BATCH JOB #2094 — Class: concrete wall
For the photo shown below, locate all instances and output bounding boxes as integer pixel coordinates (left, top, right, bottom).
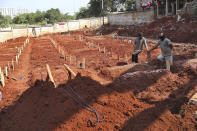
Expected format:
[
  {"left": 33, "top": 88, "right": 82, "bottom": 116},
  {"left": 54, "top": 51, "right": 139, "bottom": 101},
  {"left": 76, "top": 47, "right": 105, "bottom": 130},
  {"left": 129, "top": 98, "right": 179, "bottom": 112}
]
[
  {"left": 0, "top": 17, "right": 108, "bottom": 42},
  {"left": 108, "top": 10, "right": 154, "bottom": 25},
  {"left": 181, "top": 0, "right": 197, "bottom": 15}
]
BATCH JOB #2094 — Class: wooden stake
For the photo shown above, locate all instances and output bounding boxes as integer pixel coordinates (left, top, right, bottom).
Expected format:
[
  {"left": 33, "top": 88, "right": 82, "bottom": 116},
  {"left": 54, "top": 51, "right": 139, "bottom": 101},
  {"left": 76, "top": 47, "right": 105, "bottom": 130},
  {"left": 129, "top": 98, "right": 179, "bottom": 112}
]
[
  {"left": 0, "top": 72, "right": 5, "bottom": 88},
  {"left": 12, "top": 59, "right": 14, "bottom": 71},
  {"left": 46, "top": 64, "right": 56, "bottom": 87},
  {"left": 16, "top": 56, "right": 18, "bottom": 66},
  {"left": 69, "top": 55, "right": 72, "bottom": 64},
  {"left": 98, "top": 47, "right": 101, "bottom": 52},
  {"left": 5, "top": 66, "right": 8, "bottom": 77},
  {"left": 103, "top": 47, "right": 106, "bottom": 53},
  {"left": 124, "top": 54, "right": 128, "bottom": 62},
  {"left": 73, "top": 56, "right": 76, "bottom": 67},
  {"left": 8, "top": 62, "right": 10, "bottom": 73},
  {"left": 77, "top": 61, "right": 81, "bottom": 68},
  {"left": 82, "top": 58, "right": 86, "bottom": 69},
  {"left": 64, "top": 64, "right": 76, "bottom": 77},
  {"left": 64, "top": 53, "right": 66, "bottom": 61}
]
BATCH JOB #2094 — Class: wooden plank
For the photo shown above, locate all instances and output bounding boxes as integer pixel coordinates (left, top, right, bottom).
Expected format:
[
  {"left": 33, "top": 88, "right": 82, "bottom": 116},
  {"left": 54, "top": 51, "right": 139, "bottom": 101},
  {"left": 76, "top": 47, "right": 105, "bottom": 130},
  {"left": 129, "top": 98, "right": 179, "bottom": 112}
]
[
  {"left": 46, "top": 64, "right": 56, "bottom": 87},
  {"left": 64, "top": 64, "right": 76, "bottom": 77}
]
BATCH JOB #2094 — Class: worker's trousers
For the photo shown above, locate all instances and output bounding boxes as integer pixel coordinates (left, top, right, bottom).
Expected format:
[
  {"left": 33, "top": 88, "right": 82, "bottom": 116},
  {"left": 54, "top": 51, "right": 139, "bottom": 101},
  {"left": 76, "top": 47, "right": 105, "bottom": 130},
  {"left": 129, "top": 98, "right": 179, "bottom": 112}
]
[
  {"left": 157, "top": 54, "right": 173, "bottom": 65},
  {"left": 132, "top": 50, "right": 141, "bottom": 63}
]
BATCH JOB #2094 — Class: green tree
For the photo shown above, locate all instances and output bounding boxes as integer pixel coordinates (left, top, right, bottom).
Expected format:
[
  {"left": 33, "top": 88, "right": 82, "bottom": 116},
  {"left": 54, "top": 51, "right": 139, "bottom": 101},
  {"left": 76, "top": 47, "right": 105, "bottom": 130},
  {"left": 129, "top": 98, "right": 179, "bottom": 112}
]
[
  {"left": 34, "top": 10, "right": 46, "bottom": 23},
  {"left": 75, "top": 7, "right": 90, "bottom": 19},
  {"left": 13, "top": 14, "right": 27, "bottom": 24},
  {"left": 25, "top": 13, "right": 36, "bottom": 24},
  {"left": 88, "top": 0, "right": 102, "bottom": 17},
  {"left": 0, "top": 13, "right": 12, "bottom": 28},
  {"left": 61, "top": 13, "right": 74, "bottom": 22},
  {"left": 45, "top": 8, "right": 62, "bottom": 23}
]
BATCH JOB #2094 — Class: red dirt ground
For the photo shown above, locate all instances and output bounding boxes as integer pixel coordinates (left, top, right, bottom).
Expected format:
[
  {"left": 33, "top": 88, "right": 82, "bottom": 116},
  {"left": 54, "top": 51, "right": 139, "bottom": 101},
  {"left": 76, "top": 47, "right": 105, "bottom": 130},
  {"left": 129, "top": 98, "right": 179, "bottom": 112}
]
[{"left": 0, "top": 31, "right": 196, "bottom": 131}]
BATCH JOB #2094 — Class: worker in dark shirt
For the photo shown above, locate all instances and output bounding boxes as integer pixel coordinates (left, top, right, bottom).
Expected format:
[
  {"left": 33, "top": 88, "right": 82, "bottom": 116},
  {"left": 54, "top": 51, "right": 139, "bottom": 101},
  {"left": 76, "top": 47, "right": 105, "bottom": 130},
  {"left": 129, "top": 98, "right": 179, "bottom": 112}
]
[{"left": 132, "top": 32, "right": 149, "bottom": 63}]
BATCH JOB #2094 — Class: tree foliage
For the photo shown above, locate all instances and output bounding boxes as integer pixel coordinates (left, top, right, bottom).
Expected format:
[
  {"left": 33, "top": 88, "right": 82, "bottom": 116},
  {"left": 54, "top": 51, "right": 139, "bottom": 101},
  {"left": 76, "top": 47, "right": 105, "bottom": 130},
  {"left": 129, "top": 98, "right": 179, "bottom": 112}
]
[
  {"left": 12, "top": 8, "right": 74, "bottom": 25},
  {"left": 75, "top": 0, "right": 136, "bottom": 19},
  {"left": 0, "top": 13, "right": 12, "bottom": 28}
]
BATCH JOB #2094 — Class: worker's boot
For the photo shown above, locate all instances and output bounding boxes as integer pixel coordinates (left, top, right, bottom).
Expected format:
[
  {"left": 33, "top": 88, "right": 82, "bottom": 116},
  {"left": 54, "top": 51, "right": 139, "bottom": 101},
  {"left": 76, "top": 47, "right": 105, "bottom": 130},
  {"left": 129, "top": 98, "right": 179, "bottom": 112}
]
[
  {"left": 135, "top": 55, "right": 138, "bottom": 63},
  {"left": 166, "top": 59, "right": 171, "bottom": 71}
]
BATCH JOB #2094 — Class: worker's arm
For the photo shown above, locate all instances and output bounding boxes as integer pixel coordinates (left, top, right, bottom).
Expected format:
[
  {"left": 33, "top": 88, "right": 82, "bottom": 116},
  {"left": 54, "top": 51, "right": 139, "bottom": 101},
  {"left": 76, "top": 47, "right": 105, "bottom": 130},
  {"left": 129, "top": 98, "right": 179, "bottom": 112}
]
[
  {"left": 167, "top": 39, "right": 173, "bottom": 49},
  {"left": 148, "top": 43, "right": 159, "bottom": 52},
  {"left": 143, "top": 39, "right": 149, "bottom": 51}
]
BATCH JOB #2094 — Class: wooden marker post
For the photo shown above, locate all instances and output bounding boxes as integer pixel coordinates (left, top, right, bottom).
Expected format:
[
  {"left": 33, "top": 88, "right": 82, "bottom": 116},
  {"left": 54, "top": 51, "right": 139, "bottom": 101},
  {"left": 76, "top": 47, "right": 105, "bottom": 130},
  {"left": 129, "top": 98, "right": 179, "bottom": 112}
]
[
  {"left": 69, "top": 55, "right": 72, "bottom": 64},
  {"left": 46, "top": 64, "right": 56, "bottom": 87},
  {"left": 103, "top": 47, "right": 106, "bottom": 54},
  {"left": 5, "top": 66, "right": 8, "bottom": 77},
  {"left": 82, "top": 58, "right": 86, "bottom": 69},
  {"left": 73, "top": 56, "right": 77, "bottom": 67},
  {"left": 19, "top": 49, "right": 21, "bottom": 56},
  {"left": 124, "top": 54, "right": 128, "bottom": 63},
  {"left": 77, "top": 61, "right": 81, "bottom": 68},
  {"left": 8, "top": 62, "right": 10, "bottom": 73},
  {"left": 64, "top": 64, "right": 76, "bottom": 77},
  {"left": 0, "top": 72, "right": 5, "bottom": 88},
  {"left": 16, "top": 56, "right": 18, "bottom": 66},
  {"left": 98, "top": 47, "right": 101, "bottom": 52},
  {"left": 12, "top": 59, "right": 14, "bottom": 71},
  {"left": 63, "top": 52, "right": 66, "bottom": 61}
]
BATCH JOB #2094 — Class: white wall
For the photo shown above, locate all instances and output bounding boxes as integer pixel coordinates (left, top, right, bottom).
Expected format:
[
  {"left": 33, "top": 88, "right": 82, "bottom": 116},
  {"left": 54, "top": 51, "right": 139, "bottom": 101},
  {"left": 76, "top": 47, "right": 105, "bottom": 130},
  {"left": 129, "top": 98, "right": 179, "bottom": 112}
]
[
  {"left": 108, "top": 10, "right": 154, "bottom": 26},
  {"left": 0, "top": 17, "right": 108, "bottom": 42}
]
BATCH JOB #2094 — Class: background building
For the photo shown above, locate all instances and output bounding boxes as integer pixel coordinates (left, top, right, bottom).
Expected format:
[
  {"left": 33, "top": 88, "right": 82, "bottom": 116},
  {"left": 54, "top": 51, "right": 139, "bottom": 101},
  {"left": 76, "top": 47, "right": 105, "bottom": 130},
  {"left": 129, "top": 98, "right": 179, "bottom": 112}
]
[{"left": 0, "top": 8, "right": 29, "bottom": 18}]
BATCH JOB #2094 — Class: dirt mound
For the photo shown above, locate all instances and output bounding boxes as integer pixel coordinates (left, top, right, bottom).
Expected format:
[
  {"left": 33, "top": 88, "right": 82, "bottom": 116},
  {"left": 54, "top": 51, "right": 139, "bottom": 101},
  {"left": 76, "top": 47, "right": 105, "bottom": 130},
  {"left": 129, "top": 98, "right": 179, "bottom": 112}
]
[
  {"left": 98, "top": 15, "right": 197, "bottom": 43},
  {"left": 0, "top": 66, "right": 196, "bottom": 131},
  {"left": 0, "top": 80, "right": 74, "bottom": 131}
]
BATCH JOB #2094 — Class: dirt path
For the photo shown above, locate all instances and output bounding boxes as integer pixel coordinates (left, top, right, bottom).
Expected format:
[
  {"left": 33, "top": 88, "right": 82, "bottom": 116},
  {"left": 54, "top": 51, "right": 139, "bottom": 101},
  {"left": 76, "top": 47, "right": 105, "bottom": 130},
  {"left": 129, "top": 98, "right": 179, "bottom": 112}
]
[{"left": 0, "top": 38, "right": 32, "bottom": 109}]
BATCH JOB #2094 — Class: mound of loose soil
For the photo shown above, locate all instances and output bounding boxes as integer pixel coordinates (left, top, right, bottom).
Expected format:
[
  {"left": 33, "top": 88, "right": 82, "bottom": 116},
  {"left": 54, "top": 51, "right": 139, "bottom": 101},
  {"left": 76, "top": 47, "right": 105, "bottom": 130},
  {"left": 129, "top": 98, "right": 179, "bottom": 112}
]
[
  {"left": 0, "top": 66, "right": 196, "bottom": 131},
  {"left": 97, "top": 15, "right": 197, "bottom": 43}
]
